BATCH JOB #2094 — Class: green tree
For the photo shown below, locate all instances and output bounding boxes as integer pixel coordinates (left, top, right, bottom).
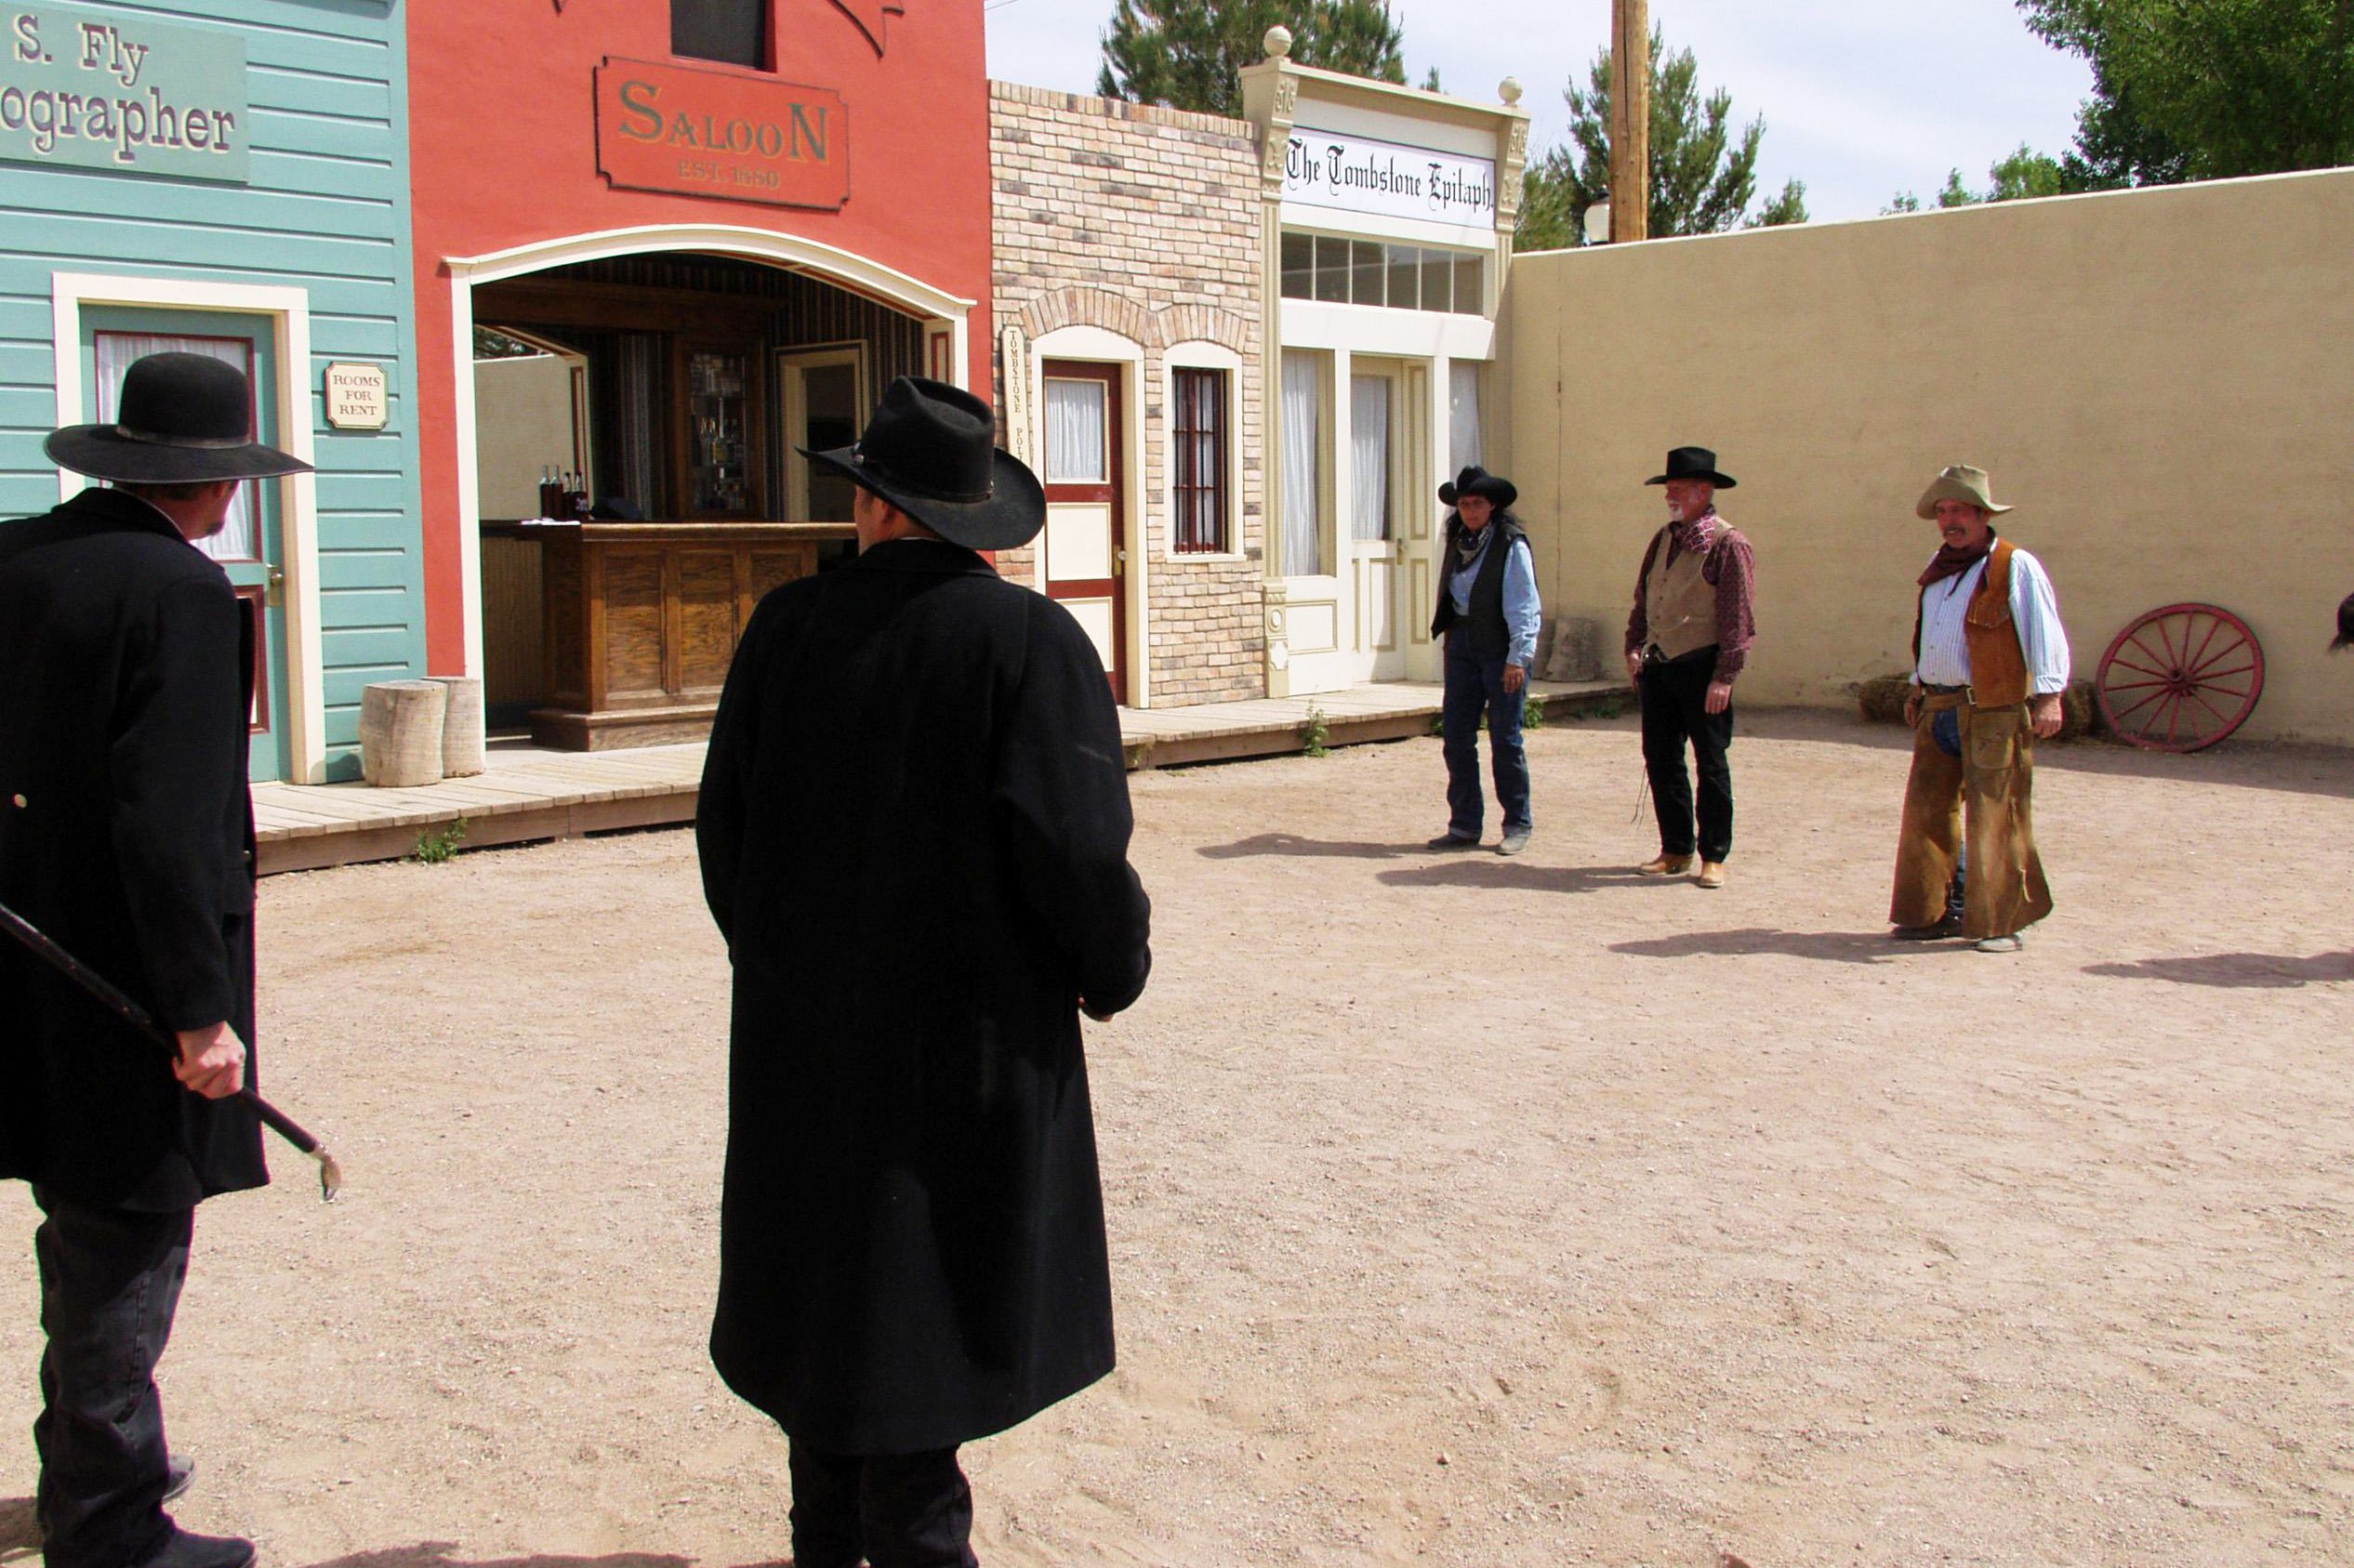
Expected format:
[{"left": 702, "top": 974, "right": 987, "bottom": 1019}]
[
  {"left": 2019, "top": 0, "right": 2354, "bottom": 184},
  {"left": 1097, "top": 0, "right": 1405, "bottom": 117},
  {"left": 1886, "top": 144, "right": 2065, "bottom": 212},
  {"left": 1514, "top": 24, "right": 1807, "bottom": 252}
]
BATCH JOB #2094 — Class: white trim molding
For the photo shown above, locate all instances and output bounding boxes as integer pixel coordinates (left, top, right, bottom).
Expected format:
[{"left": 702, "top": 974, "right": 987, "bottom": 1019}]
[{"left": 50, "top": 272, "right": 327, "bottom": 784}]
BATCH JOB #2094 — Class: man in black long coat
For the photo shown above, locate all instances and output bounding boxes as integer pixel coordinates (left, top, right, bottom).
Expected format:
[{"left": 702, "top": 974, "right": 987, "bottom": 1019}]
[
  {"left": 697, "top": 377, "right": 1151, "bottom": 1568},
  {"left": 1, "top": 353, "right": 311, "bottom": 1568}
]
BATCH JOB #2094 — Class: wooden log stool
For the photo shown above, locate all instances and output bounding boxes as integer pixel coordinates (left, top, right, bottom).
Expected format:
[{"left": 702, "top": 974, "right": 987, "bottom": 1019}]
[
  {"left": 360, "top": 679, "right": 447, "bottom": 787},
  {"left": 432, "top": 676, "right": 485, "bottom": 778}
]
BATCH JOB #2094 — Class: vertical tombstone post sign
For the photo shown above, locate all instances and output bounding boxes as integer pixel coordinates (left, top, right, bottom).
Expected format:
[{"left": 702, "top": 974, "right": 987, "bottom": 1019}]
[{"left": 999, "top": 324, "right": 1033, "bottom": 466}]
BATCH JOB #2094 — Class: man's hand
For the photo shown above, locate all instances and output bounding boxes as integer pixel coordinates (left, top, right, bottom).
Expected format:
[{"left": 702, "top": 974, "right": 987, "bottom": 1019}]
[
  {"left": 1704, "top": 679, "right": 1734, "bottom": 715},
  {"left": 2029, "top": 692, "right": 2065, "bottom": 739},
  {"left": 1625, "top": 650, "right": 1645, "bottom": 685},
  {"left": 1903, "top": 690, "right": 1924, "bottom": 729},
  {"left": 1502, "top": 663, "right": 1527, "bottom": 695},
  {"left": 174, "top": 1022, "right": 246, "bottom": 1100}
]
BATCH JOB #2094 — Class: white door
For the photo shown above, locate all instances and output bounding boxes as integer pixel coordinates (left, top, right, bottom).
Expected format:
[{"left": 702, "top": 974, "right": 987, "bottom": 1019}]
[
  {"left": 1344, "top": 362, "right": 1421, "bottom": 683},
  {"left": 1040, "top": 362, "right": 1127, "bottom": 700}
]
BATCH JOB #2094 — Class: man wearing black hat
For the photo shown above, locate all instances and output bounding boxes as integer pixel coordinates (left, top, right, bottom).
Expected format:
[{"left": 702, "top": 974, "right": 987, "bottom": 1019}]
[
  {"left": 1427, "top": 466, "right": 1541, "bottom": 854},
  {"left": 1623, "top": 446, "right": 1758, "bottom": 889},
  {"left": 2, "top": 353, "right": 311, "bottom": 1568},
  {"left": 696, "top": 376, "right": 1153, "bottom": 1568}
]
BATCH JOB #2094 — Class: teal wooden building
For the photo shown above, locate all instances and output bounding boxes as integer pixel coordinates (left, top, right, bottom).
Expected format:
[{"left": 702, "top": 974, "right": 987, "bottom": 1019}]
[{"left": 0, "top": 0, "right": 424, "bottom": 783}]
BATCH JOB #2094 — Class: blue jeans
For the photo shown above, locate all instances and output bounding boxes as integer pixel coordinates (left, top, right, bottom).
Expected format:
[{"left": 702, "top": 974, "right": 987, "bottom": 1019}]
[
  {"left": 33, "top": 1190, "right": 192, "bottom": 1568},
  {"left": 1441, "top": 636, "right": 1530, "bottom": 838}
]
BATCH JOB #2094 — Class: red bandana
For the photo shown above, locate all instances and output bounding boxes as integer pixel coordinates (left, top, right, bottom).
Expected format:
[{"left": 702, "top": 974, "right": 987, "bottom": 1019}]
[{"left": 1918, "top": 531, "right": 1996, "bottom": 589}]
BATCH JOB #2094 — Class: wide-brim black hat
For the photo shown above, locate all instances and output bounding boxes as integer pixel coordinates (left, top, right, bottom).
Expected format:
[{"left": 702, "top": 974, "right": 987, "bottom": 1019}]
[
  {"left": 1437, "top": 464, "right": 1516, "bottom": 510},
  {"left": 803, "top": 376, "right": 1044, "bottom": 552},
  {"left": 1645, "top": 445, "right": 1737, "bottom": 489},
  {"left": 44, "top": 351, "right": 311, "bottom": 484}
]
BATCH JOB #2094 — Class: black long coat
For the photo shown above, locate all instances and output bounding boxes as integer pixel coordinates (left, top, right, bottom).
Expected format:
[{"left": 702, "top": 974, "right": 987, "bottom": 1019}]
[
  {"left": 696, "top": 536, "right": 1151, "bottom": 1455},
  {"left": 0, "top": 486, "right": 266, "bottom": 1209}
]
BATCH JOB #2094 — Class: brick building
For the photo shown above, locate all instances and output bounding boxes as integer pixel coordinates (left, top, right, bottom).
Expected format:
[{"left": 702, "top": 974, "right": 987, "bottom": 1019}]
[{"left": 988, "top": 83, "right": 1268, "bottom": 708}]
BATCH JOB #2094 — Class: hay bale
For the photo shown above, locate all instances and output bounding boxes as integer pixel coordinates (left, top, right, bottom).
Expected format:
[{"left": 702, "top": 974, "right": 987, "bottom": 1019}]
[{"left": 1858, "top": 674, "right": 1913, "bottom": 724}]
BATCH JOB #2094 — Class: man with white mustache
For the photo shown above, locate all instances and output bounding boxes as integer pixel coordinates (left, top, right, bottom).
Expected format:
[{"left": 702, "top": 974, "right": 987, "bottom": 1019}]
[{"left": 1622, "top": 446, "right": 1757, "bottom": 889}]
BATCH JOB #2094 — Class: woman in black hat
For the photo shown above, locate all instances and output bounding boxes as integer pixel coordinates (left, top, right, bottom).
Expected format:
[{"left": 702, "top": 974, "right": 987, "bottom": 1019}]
[
  {"left": 4, "top": 351, "right": 311, "bottom": 1568},
  {"left": 1427, "top": 465, "right": 1542, "bottom": 854}
]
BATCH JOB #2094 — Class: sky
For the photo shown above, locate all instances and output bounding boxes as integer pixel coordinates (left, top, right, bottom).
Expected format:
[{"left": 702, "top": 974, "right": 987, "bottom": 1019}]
[{"left": 983, "top": 0, "right": 2099, "bottom": 224}]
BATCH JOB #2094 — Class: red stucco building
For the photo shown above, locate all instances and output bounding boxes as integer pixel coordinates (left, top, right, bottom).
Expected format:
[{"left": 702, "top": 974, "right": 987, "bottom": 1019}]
[{"left": 406, "top": 0, "right": 992, "bottom": 745}]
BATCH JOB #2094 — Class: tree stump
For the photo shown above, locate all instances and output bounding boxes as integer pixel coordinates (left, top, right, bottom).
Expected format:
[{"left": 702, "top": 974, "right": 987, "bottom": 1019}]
[
  {"left": 359, "top": 680, "right": 446, "bottom": 787},
  {"left": 431, "top": 676, "right": 485, "bottom": 778}
]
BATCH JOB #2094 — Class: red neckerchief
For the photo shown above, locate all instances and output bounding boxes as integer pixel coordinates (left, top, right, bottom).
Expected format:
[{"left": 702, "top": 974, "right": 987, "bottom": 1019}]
[
  {"left": 1918, "top": 530, "right": 1996, "bottom": 589},
  {"left": 1669, "top": 506, "right": 1718, "bottom": 561}
]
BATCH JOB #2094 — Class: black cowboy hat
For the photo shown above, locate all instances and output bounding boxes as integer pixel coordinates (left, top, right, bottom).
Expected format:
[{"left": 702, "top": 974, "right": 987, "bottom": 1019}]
[
  {"left": 1645, "top": 445, "right": 1737, "bottom": 489},
  {"left": 44, "top": 352, "right": 311, "bottom": 484},
  {"left": 1437, "top": 465, "right": 1516, "bottom": 510},
  {"left": 802, "top": 376, "right": 1045, "bottom": 552}
]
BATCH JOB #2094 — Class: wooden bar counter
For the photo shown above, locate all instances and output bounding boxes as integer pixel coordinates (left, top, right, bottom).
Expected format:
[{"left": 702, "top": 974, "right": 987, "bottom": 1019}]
[{"left": 528, "top": 520, "right": 854, "bottom": 750}]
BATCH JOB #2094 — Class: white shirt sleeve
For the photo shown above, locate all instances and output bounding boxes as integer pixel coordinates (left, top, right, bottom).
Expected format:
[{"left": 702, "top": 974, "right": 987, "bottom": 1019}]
[{"left": 2007, "top": 548, "right": 2072, "bottom": 694}]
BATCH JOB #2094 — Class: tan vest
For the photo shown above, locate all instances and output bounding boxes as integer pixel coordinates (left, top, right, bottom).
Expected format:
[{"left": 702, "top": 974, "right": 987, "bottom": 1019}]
[{"left": 1642, "top": 525, "right": 1720, "bottom": 660}]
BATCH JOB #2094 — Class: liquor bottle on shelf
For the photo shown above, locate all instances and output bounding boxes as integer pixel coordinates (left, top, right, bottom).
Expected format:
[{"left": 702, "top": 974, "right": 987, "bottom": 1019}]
[{"left": 537, "top": 465, "right": 564, "bottom": 520}]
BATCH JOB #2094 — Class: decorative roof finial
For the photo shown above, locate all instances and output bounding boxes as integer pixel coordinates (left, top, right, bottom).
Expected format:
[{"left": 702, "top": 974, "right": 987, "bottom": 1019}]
[
  {"left": 1264, "top": 25, "right": 1294, "bottom": 60},
  {"left": 1500, "top": 77, "right": 1524, "bottom": 106}
]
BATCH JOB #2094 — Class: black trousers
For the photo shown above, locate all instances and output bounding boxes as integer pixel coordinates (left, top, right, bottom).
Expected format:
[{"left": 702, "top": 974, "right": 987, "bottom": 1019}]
[
  {"left": 787, "top": 1439, "right": 978, "bottom": 1568},
  {"left": 1638, "top": 645, "right": 1735, "bottom": 862},
  {"left": 33, "top": 1189, "right": 192, "bottom": 1568}
]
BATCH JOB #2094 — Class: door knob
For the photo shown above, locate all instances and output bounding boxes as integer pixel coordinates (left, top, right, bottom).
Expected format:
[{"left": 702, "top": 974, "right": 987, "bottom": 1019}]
[{"left": 265, "top": 566, "right": 285, "bottom": 608}]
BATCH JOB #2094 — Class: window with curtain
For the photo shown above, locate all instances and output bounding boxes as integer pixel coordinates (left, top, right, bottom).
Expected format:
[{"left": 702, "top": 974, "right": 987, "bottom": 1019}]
[
  {"left": 1279, "top": 350, "right": 1329, "bottom": 576},
  {"left": 95, "top": 331, "right": 258, "bottom": 562},
  {"left": 1449, "top": 362, "right": 1485, "bottom": 476},
  {"left": 1349, "top": 374, "right": 1391, "bottom": 542},
  {"left": 673, "top": 0, "right": 767, "bottom": 67},
  {"left": 1043, "top": 378, "right": 1108, "bottom": 482},
  {"left": 1171, "top": 367, "right": 1227, "bottom": 554}
]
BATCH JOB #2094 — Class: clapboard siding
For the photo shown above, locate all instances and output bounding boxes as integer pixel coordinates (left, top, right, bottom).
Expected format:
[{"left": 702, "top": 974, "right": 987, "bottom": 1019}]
[{"left": 1, "top": 1, "right": 423, "bottom": 781}]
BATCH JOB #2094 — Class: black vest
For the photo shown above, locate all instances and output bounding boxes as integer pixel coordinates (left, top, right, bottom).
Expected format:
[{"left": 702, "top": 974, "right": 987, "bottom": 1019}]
[{"left": 1430, "top": 516, "right": 1526, "bottom": 658}]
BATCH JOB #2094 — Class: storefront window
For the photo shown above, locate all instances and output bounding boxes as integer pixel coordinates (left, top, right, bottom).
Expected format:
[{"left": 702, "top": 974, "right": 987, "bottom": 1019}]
[
  {"left": 1280, "top": 233, "right": 1486, "bottom": 318},
  {"left": 1279, "top": 350, "right": 1330, "bottom": 577},
  {"left": 1349, "top": 375, "right": 1391, "bottom": 542},
  {"left": 1171, "top": 368, "right": 1227, "bottom": 554},
  {"left": 673, "top": 0, "right": 767, "bottom": 68}
]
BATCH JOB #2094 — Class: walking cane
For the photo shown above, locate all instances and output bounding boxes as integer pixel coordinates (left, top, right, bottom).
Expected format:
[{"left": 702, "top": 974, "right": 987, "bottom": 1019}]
[{"left": 0, "top": 899, "right": 342, "bottom": 1201}]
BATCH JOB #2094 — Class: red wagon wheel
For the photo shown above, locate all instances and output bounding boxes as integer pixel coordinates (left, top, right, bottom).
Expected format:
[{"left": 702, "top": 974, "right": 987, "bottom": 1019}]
[{"left": 2095, "top": 602, "right": 2265, "bottom": 753}]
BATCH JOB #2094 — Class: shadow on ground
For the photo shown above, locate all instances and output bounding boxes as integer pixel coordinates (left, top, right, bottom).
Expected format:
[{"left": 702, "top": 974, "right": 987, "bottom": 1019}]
[
  {"left": 1197, "top": 833, "right": 1431, "bottom": 861},
  {"left": 1376, "top": 860, "right": 1644, "bottom": 894},
  {"left": 2083, "top": 951, "right": 2354, "bottom": 989},
  {"left": 300, "top": 1548, "right": 705, "bottom": 1568},
  {"left": 1609, "top": 928, "right": 1977, "bottom": 965},
  {"left": 0, "top": 1496, "right": 33, "bottom": 1556}
]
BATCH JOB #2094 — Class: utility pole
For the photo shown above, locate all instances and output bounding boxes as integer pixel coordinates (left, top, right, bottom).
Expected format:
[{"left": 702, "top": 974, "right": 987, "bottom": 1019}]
[{"left": 1609, "top": 0, "right": 1650, "bottom": 243}]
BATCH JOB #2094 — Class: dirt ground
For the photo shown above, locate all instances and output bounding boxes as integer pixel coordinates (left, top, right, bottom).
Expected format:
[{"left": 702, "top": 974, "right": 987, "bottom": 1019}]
[{"left": 4, "top": 709, "right": 2350, "bottom": 1568}]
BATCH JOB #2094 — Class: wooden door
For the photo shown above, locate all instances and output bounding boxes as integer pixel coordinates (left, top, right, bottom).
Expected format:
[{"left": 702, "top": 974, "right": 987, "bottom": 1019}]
[
  {"left": 1039, "top": 361, "right": 1127, "bottom": 701},
  {"left": 86, "top": 311, "right": 291, "bottom": 783}
]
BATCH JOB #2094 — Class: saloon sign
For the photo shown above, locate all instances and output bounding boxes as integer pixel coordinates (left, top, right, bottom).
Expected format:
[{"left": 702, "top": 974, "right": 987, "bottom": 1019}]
[
  {"left": 594, "top": 58, "right": 849, "bottom": 211},
  {"left": 1283, "top": 128, "right": 1496, "bottom": 227}
]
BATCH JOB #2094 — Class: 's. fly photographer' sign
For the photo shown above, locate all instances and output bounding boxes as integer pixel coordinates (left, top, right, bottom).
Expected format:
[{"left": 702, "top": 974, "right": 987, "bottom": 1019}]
[
  {"left": 1283, "top": 128, "right": 1496, "bottom": 227},
  {"left": 2, "top": 4, "right": 248, "bottom": 182}
]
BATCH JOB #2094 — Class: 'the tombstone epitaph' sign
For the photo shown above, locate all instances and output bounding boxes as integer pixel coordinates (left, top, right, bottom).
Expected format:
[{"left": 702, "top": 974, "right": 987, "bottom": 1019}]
[
  {"left": 323, "top": 362, "right": 388, "bottom": 430},
  {"left": 1282, "top": 127, "right": 1497, "bottom": 227},
  {"left": 594, "top": 59, "right": 850, "bottom": 211},
  {"left": 0, "top": 3, "right": 248, "bottom": 181}
]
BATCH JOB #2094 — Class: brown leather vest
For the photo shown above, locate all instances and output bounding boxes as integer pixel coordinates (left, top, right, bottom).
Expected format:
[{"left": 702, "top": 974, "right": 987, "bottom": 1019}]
[
  {"left": 1642, "top": 525, "right": 1720, "bottom": 660},
  {"left": 1911, "top": 538, "right": 2029, "bottom": 707}
]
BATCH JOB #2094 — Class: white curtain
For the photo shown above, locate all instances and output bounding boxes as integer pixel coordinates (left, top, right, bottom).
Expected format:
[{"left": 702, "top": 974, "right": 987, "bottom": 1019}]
[
  {"left": 1449, "top": 362, "right": 1485, "bottom": 475},
  {"left": 95, "top": 332, "right": 258, "bottom": 561},
  {"left": 1349, "top": 374, "right": 1390, "bottom": 542},
  {"left": 1043, "top": 378, "right": 1107, "bottom": 482},
  {"left": 1279, "top": 350, "right": 1325, "bottom": 576}
]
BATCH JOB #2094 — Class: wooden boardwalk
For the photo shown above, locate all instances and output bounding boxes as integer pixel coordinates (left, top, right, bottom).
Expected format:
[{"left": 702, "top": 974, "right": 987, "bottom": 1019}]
[{"left": 253, "top": 679, "right": 1622, "bottom": 875}]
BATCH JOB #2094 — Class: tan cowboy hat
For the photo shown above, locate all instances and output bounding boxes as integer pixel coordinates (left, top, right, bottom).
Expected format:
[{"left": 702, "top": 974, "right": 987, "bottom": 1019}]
[{"left": 1915, "top": 464, "right": 2014, "bottom": 520}]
